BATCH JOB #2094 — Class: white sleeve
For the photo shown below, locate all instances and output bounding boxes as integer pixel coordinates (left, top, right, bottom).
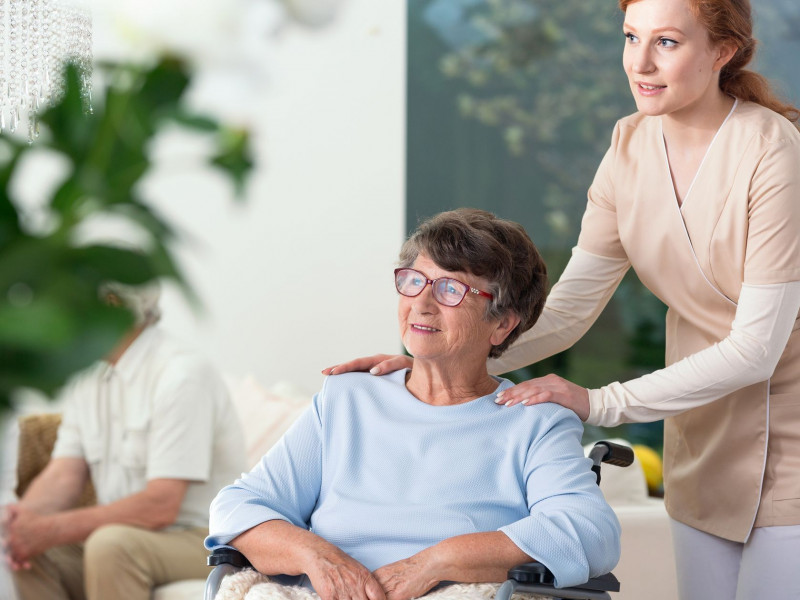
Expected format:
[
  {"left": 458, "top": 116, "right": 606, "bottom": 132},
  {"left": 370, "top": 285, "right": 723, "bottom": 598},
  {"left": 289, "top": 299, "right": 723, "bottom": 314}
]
[
  {"left": 587, "top": 281, "right": 800, "bottom": 427},
  {"left": 489, "top": 246, "right": 630, "bottom": 375}
]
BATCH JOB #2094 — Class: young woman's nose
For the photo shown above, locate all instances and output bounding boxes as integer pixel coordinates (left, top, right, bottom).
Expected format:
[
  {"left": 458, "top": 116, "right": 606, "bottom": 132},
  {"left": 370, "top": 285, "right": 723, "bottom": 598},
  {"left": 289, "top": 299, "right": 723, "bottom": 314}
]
[{"left": 631, "top": 45, "right": 656, "bottom": 74}]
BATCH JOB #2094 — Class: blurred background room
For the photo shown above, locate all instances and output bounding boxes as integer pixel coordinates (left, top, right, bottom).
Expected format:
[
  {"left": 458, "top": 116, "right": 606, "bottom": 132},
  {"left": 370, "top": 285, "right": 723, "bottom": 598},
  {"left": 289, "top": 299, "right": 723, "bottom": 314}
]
[{"left": 1, "top": 0, "right": 799, "bottom": 597}]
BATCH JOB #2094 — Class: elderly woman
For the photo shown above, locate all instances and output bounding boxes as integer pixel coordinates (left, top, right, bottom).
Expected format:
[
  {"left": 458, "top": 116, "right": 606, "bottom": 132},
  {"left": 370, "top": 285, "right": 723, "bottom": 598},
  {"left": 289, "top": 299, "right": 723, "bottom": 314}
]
[{"left": 206, "top": 209, "right": 620, "bottom": 600}]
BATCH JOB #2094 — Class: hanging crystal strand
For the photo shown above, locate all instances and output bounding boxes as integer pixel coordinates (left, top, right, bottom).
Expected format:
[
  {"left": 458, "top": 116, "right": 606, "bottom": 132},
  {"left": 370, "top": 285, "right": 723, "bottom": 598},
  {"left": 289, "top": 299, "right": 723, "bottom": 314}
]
[
  {"left": 75, "top": 1, "right": 92, "bottom": 114},
  {"left": 50, "top": 0, "right": 67, "bottom": 105},
  {"left": 1, "top": 0, "right": 93, "bottom": 140},
  {"left": 40, "top": 0, "right": 53, "bottom": 108},
  {"left": 64, "top": 1, "right": 78, "bottom": 100},
  {"left": 20, "top": 0, "right": 36, "bottom": 141},
  {"left": 28, "top": 0, "right": 43, "bottom": 140},
  {"left": 0, "top": 0, "right": 7, "bottom": 134},
  {"left": 7, "top": 0, "right": 21, "bottom": 132},
  {"left": 62, "top": 0, "right": 90, "bottom": 113}
]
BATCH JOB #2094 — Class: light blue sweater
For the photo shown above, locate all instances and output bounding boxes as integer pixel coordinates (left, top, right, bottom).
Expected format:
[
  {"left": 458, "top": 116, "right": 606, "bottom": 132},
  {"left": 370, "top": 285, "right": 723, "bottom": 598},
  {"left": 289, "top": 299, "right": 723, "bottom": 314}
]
[{"left": 207, "top": 370, "right": 621, "bottom": 588}]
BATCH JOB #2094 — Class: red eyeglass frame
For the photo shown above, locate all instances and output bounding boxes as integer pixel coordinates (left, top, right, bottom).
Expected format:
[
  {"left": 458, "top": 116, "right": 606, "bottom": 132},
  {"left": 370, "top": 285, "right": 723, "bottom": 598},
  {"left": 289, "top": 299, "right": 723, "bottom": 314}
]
[{"left": 394, "top": 268, "right": 494, "bottom": 307}]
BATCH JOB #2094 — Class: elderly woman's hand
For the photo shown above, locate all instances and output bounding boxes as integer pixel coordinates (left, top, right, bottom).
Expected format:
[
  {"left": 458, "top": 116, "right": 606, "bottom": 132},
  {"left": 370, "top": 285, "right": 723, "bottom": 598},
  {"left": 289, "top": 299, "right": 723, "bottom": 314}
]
[
  {"left": 495, "top": 374, "right": 591, "bottom": 421},
  {"left": 373, "top": 554, "right": 438, "bottom": 600},
  {"left": 304, "top": 543, "right": 386, "bottom": 600},
  {"left": 322, "top": 354, "right": 413, "bottom": 377},
  {"left": 232, "top": 521, "right": 386, "bottom": 600}
]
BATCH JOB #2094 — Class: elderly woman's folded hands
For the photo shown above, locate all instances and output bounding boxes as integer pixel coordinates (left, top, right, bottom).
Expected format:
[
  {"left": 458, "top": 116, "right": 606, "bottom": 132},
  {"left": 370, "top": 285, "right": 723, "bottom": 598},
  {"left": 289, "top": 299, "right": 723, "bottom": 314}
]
[
  {"left": 232, "top": 521, "right": 386, "bottom": 600},
  {"left": 305, "top": 547, "right": 385, "bottom": 600},
  {"left": 372, "top": 553, "right": 438, "bottom": 600}
]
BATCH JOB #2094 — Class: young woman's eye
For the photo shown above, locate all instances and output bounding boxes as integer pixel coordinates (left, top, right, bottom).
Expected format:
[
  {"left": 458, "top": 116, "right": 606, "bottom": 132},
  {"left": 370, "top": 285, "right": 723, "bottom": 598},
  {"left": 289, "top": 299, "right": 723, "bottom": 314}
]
[
  {"left": 658, "top": 37, "right": 677, "bottom": 48},
  {"left": 624, "top": 32, "right": 638, "bottom": 43}
]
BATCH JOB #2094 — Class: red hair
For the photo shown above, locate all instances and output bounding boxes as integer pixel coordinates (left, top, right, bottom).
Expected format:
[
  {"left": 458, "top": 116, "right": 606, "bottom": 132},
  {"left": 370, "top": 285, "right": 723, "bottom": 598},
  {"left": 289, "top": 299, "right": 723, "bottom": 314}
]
[{"left": 619, "top": 0, "right": 800, "bottom": 122}]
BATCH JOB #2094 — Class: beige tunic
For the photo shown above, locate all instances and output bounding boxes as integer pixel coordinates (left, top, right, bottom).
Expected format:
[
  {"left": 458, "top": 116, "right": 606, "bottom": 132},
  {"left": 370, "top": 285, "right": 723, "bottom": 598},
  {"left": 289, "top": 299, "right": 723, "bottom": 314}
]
[{"left": 576, "top": 101, "right": 800, "bottom": 542}]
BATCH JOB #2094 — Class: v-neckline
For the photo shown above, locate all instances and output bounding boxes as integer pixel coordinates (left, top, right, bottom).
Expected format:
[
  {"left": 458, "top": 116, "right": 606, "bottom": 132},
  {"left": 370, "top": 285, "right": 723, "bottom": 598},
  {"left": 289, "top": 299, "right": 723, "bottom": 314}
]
[{"left": 660, "top": 98, "right": 738, "bottom": 211}]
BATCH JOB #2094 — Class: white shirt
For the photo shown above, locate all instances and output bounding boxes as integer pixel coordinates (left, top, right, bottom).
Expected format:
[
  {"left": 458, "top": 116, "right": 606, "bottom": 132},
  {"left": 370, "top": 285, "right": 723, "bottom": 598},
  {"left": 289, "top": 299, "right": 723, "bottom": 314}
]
[{"left": 53, "top": 327, "right": 246, "bottom": 529}]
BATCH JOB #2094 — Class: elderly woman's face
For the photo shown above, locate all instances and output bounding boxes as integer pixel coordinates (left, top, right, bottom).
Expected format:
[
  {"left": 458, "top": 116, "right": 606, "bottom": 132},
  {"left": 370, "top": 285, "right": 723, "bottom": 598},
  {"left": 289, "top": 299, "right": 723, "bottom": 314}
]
[{"left": 398, "top": 254, "right": 509, "bottom": 368}]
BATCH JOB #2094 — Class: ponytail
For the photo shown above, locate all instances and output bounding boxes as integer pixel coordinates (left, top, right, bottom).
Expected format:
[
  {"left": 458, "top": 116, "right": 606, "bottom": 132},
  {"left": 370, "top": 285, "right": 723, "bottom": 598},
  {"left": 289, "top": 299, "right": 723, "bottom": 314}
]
[{"left": 719, "top": 39, "right": 800, "bottom": 123}]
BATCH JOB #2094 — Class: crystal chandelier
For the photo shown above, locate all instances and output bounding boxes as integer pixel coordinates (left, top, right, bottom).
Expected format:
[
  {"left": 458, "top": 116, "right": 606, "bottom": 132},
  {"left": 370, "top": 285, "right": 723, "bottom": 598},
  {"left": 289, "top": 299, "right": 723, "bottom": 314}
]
[{"left": 0, "top": 0, "right": 92, "bottom": 140}]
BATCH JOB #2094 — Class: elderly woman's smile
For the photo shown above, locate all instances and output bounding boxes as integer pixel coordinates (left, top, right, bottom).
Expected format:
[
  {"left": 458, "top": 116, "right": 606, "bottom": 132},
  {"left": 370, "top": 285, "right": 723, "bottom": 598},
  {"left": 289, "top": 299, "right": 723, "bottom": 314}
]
[{"left": 410, "top": 324, "right": 440, "bottom": 333}]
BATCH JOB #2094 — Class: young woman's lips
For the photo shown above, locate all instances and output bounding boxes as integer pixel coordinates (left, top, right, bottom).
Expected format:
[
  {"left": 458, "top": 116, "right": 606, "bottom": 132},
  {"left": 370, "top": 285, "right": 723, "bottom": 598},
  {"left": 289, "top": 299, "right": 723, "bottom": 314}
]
[{"left": 637, "top": 82, "right": 666, "bottom": 96}]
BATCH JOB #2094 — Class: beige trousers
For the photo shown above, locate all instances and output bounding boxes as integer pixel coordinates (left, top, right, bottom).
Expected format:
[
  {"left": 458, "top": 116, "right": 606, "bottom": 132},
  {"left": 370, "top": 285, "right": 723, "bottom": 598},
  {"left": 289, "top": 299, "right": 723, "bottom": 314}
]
[{"left": 13, "top": 524, "right": 209, "bottom": 600}]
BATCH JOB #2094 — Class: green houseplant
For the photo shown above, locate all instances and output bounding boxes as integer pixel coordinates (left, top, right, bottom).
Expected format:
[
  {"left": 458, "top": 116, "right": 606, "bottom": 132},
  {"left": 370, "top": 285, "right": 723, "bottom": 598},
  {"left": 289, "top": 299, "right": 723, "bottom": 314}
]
[{"left": 0, "top": 58, "right": 253, "bottom": 413}]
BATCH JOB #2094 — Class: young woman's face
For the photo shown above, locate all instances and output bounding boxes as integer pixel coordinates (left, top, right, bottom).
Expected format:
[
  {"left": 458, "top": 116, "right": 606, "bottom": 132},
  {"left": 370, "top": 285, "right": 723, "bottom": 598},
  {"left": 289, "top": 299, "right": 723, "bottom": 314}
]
[{"left": 622, "top": 0, "right": 733, "bottom": 119}]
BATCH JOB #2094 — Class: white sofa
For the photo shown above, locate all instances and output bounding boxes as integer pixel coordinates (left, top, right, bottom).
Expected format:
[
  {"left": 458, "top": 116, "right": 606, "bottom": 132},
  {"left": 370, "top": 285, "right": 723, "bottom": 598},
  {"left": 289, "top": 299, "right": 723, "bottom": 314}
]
[{"left": 153, "top": 377, "right": 677, "bottom": 600}]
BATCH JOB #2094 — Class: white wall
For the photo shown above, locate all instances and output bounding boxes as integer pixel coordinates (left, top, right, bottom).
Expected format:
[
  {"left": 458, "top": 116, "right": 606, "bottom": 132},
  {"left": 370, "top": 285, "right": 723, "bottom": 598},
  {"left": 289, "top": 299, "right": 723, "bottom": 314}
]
[{"left": 144, "top": 1, "right": 407, "bottom": 395}]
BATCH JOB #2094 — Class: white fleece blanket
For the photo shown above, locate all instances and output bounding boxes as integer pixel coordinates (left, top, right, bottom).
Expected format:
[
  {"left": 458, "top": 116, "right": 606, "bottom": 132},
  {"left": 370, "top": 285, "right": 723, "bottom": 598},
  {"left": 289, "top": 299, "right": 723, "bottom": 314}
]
[{"left": 215, "top": 569, "right": 547, "bottom": 600}]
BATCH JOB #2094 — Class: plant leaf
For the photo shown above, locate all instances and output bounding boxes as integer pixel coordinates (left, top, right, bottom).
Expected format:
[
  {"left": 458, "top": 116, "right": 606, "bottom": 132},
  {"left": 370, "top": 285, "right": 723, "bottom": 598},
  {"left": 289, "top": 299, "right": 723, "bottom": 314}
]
[{"left": 211, "top": 129, "right": 254, "bottom": 197}]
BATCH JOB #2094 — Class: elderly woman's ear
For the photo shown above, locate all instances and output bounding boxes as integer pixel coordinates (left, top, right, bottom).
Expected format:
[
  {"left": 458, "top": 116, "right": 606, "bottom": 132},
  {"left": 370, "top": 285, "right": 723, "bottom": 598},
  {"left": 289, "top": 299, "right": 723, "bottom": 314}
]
[{"left": 490, "top": 313, "right": 521, "bottom": 348}]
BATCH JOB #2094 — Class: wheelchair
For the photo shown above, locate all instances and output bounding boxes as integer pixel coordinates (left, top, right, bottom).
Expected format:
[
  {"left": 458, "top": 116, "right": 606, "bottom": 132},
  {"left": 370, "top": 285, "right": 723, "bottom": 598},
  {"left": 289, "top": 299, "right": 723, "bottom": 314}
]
[{"left": 205, "top": 440, "right": 634, "bottom": 600}]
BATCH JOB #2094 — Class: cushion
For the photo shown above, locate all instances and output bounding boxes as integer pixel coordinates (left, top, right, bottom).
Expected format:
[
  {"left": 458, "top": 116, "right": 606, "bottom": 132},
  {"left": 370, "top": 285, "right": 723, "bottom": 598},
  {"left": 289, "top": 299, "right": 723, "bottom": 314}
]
[
  {"left": 16, "top": 413, "right": 96, "bottom": 506},
  {"left": 227, "top": 376, "right": 311, "bottom": 468}
]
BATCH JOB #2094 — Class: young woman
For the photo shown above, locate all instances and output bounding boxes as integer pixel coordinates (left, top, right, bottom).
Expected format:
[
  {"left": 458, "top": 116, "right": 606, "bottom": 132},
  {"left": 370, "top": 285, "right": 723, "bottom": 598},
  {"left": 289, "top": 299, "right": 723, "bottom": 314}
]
[{"left": 324, "top": 1, "right": 800, "bottom": 598}]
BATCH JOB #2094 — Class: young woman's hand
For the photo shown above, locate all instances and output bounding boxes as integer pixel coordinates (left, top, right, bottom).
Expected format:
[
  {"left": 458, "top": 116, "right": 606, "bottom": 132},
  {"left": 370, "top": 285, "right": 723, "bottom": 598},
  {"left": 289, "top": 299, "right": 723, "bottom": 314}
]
[
  {"left": 322, "top": 354, "right": 413, "bottom": 377},
  {"left": 495, "top": 374, "right": 590, "bottom": 421}
]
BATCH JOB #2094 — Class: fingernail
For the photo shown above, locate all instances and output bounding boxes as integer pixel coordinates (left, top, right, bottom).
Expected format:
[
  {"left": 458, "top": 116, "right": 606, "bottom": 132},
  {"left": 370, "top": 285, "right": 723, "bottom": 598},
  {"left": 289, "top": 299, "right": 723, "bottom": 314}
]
[
  {"left": 494, "top": 397, "right": 503, "bottom": 404},
  {"left": 521, "top": 399, "right": 530, "bottom": 406},
  {"left": 328, "top": 368, "right": 336, "bottom": 375},
  {"left": 505, "top": 400, "right": 514, "bottom": 407},
  {"left": 496, "top": 391, "right": 505, "bottom": 399},
  {"left": 369, "top": 367, "right": 380, "bottom": 375}
]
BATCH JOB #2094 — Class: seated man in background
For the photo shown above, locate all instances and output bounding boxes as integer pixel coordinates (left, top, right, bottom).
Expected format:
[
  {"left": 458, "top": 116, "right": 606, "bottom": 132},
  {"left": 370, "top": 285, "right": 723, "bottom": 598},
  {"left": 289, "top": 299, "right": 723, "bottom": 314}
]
[{"left": 2, "top": 283, "right": 247, "bottom": 600}]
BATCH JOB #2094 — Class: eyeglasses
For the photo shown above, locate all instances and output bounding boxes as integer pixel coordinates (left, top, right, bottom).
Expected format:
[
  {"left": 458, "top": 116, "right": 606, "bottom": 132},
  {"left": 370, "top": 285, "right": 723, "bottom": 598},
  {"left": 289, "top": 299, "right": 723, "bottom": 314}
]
[{"left": 394, "top": 268, "right": 494, "bottom": 307}]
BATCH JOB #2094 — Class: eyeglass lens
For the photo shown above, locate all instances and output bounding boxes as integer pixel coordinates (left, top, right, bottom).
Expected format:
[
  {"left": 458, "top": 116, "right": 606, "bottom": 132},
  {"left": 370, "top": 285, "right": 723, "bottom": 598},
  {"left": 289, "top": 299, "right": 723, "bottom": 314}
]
[{"left": 395, "top": 269, "right": 469, "bottom": 306}]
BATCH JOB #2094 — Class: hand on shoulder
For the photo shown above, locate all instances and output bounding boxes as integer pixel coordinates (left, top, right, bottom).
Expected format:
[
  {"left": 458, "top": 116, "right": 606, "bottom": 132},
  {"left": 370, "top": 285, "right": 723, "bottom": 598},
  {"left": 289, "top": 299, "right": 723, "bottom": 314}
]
[
  {"left": 495, "top": 374, "right": 590, "bottom": 421},
  {"left": 322, "top": 354, "right": 413, "bottom": 377}
]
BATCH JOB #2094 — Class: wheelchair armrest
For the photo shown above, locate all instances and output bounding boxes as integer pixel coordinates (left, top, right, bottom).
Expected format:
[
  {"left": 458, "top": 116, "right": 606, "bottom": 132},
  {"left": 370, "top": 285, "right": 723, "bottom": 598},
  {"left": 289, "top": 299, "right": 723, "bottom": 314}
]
[
  {"left": 205, "top": 548, "right": 253, "bottom": 600},
  {"left": 208, "top": 547, "right": 253, "bottom": 569},
  {"left": 507, "top": 562, "right": 554, "bottom": 585},
  {"left": 507, "top": 563, "right": 620, "bottom": 593},
  {"left": 498, "top": 563, "right": 619, "bottom": 600}
]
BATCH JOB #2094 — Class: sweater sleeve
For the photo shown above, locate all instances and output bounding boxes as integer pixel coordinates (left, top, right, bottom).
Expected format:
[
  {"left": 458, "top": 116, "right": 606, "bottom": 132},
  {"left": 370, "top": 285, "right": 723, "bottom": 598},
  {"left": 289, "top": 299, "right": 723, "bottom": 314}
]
[
  {"left": 587, "top": 280, "right": 800, "bottom": 426},
  {"left": 205, "top": 395, "right": 324, "bottom": 549},
  {"left": 489, "top": 247, "right": 629, "bottom": 375},
  {"left": 499, "top": 409, "right": 621, "bottom": 587}
]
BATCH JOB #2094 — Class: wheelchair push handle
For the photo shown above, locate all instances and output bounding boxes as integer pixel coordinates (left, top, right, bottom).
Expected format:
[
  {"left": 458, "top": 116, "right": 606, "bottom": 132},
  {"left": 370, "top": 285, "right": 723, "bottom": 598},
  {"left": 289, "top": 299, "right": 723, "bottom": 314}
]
[{"left": 588, "top": 440, "right": 635, "bottom": 486}]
